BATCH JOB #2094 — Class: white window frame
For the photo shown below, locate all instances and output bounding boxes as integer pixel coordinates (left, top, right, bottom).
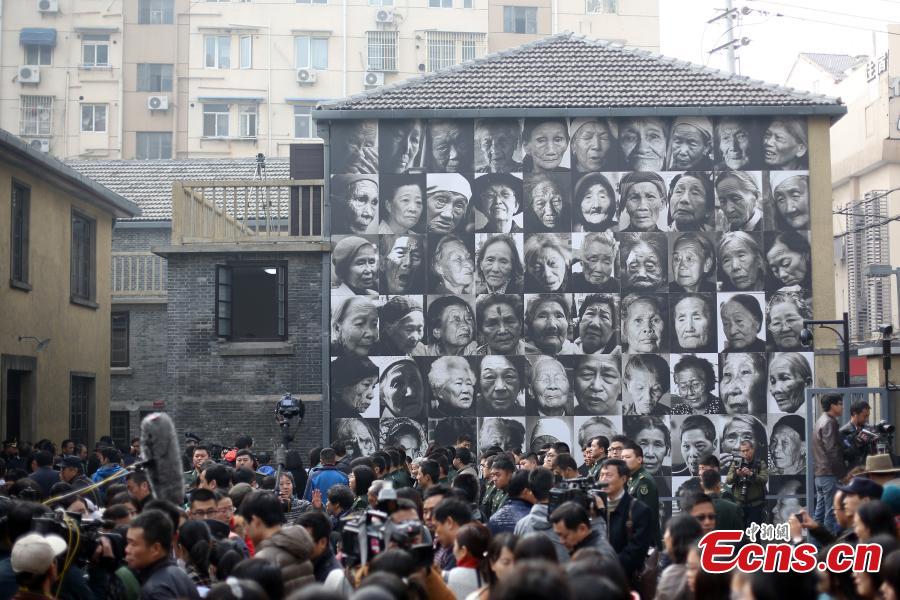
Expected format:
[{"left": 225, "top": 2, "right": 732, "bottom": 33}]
[
  {"left": 366, "top": 31, "right": 398, "bottom": 72},
  {"left": 20, "top": 95, "right": 53, "bottom": 137},
  {"left": 204, "top": 35, "right": 231, "bottom": 69},
  {"left": 239, "top": 104, "right": 257, "bottom": 138},
  {"left": 82, "top": 35, "right": 111, "bottom": 68},
  {"left": 428, "top": 0, "right": 452, "bottom": 6},
  {"left": 203, "top": 103, "right": 230, "bottom": 138},
  {"left": 294, "top": 36, "right": 328, "bottom": 70},
  {"left": 135, "top": 132, "right": 172, "bottom": 159},
  {"left": 139, "top": 0, "right": 174, "bottom": 24},
  {"left": 586, "top": 0, "right": 617, "bottom": 13},
  {"left": 296, "top": 0, "right": 327, "bottom": 4},
  {"left": 293, "top": 105, "right": 313, "bottom": 138},
  {"left": 368, "top": 0, "right": 393, "bottom": 4},
  {"left": 80, "top": 104, "right": 107, "bottom": 132},
  {"left": 239, "top": 35, "right": 252, "bottom": 69},
  {"left": 503, "top": 6, "right": 538, "bottom": 33},
  {"left": 24, "top": 44, "right": 52, "bottom": 66}
]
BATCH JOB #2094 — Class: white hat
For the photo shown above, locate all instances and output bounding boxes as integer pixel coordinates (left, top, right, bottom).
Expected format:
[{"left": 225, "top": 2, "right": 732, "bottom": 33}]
[
  {"left": 11, "top": 533, "right": 67, "bottom": 575},
  {"left": 427, "top": 173, "right": 471, "bottom": 199}
]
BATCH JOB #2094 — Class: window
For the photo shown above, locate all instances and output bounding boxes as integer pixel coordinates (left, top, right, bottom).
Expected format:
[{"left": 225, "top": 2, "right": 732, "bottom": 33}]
[
  {"left": 464, "top": 0, "right": 472, "bottom": 6},
  {"left": 294, "top": 105, "right": 312, "bottom": 138},
  {"left": 294, "top": 36, "right": 328, "bottom": 69},
  {"left": 368, "top": 0, "right": 393, "bottom": 4},
  {"left": 136, "top": 64, "right": 173, "bottom": 92},
  {"left": 203, "top": 103, "right": 230, "bottom": 137},
  {"left": 296, "top": 0, "right": 327, "bottom": 4},
  {"left": 216, "top": 264, "right": 287, "bottom": 340},
  {"left": 503, "top": 6, "right": 538, "bottom": 33},
  {"left": 240, "top": 35, "right": 252, "bottom": 69},
  {"left": 24, "top": 44, "right": 51, "bottom": 65},
  {"left": 367, "top": 31, "right": 398, "bottom": 72},
  {"left": 239, "top": 105, "right": 257, "bottom": 138},
  {"left": 425, "top": 32, "right": 486, "bottom": 71},
  {"left": 110, "top": 411, "right": 130, "bottom": 449},
  {"left": 111, "top": 312, "right": 129, "bottom": 367},
  {"left": 71, "top": 211, "right": 96, "bottom": 303},
  {"left": 69, "top": 376, "right": 94, "bottom": 445},
  {"left": 80, "top": 104, "right": 107, "bottom": 132},
  {"left": 204, "top": 35, "right": 231, "bottom": 69},
  {"left": 429, "top": 0, "right": 452, "bottom": 6},
  {"left": 586, "top": 0, "right": 617, "bottom": 13},
  {"left": 10, "top": 182, "right": 30, "bottom": 287},
  {"left": 20, "top": 95, "right": 53, "bottom": 136},
  {"left": 82, "top": 35, "right": 110, "bottom": 67},
  {"left": 139, "top": 0, "right": 174, "bottom": 23},
  {"left": 135, "top": 132, "right": 172, "bottom": 159}
]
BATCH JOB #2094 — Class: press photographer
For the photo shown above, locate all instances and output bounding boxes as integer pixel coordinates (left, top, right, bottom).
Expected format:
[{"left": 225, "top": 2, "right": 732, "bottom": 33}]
[
  {"left": 841, "top": 400, "right": 896, "bottom": 469},
  {"left": 725, "top": 440, "right": 768, "bottom": 527}
]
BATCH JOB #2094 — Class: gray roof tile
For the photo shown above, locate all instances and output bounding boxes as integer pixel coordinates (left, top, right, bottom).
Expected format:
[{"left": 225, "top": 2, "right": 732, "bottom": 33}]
[{"left": 800, "top": 52, "right": 868, "bottom": 82}]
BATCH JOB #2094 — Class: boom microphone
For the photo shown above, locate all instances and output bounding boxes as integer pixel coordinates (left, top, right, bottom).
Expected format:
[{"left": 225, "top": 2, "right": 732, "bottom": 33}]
[{"left": 140, "top": 412, "right": 185, "bottom": 506}]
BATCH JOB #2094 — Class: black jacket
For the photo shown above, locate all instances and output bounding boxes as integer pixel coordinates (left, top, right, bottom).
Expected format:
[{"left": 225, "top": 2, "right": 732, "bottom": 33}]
[
  {"left": 27, "top": 466, "right": 60, "bottom": 498},
  {"left": 606, "top": 493, "right": 653, "bottom": 578},
  {"left": 136, "top": 558, "right": 200, "bottom": 600}
]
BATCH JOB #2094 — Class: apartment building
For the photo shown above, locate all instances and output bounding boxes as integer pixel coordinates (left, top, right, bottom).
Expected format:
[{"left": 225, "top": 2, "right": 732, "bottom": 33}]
[{"left": 0, "top": 0, "right": 659, "bottom": 160}]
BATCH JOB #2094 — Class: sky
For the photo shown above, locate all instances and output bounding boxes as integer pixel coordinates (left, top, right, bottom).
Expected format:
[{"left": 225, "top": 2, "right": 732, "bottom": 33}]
[{"left": 659, "top": 0, "right": 900, "bottom": 85}]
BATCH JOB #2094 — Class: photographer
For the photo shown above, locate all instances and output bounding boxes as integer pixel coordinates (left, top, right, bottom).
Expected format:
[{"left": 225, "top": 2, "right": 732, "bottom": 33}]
[
  {"left": 549, "top": 501, "right": 617, "bottom": 560},
  {"left": 725, "top": 440, "right": 768, "bottom": 526},
  {"left": 840, "top": 400, "right": 873, "bottom": 470}
]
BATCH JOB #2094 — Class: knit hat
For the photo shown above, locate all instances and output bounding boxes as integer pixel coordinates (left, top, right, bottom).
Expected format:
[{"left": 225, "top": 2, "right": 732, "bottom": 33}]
[
  {"left": 380, "top": 295, "right": 423, "bottom": 326},
  {"left": 332, "top": 236, "right": 375, "bottom": 280},
  {"left": 671, "top": 116, "right": 713, "bottom": 141}
]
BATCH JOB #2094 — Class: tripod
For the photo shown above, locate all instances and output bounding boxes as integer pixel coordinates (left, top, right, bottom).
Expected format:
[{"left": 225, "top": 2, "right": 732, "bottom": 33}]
[{"left": 272, "top": 394, "right": 304, "bottom": 503}]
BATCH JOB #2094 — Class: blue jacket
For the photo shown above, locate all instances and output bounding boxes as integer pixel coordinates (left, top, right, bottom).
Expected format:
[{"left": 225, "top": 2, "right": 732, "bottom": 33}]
[
  {"left": 91, "top": 463, "right": 126, "bottom": 484},
  {"left": 303, "top": 465, "right": 349, "bottom": 501},
  {"left": 488, "top": 498, "right": 533, "bottom": 535}
]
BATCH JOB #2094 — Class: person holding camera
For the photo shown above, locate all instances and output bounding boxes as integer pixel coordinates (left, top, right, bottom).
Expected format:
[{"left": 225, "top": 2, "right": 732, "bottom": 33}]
[
  {"left": 549, "top": 501, "right": 617, "bottom": 561},
  {"left": 840, "top": 400, "right": 873, "bottom": 470},
  {"left": 725, "top": 440, "right": 768, "bottom": 527}
]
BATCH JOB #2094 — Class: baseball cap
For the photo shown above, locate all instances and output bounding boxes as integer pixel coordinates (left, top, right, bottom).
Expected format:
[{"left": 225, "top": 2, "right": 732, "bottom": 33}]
[
  {"left": 837, "top": 476, "right": 884, "bottom": 499},
  {"left": 11, "top": 533, "right": 67, "bottom": 575},
  {"left": 256, "top": 465, "right": 275, "bottom": 477}
]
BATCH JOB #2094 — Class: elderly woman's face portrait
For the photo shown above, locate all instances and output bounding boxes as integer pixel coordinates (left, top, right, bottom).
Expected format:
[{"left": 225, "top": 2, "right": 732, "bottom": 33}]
[
  {"left": 670, "top": 176, "right": 709, "bottom": 230},
  {"left": 480, "top": 301, "right": 522, "bottom": 354},
  {"left": 335, "top": 301, "right": 378, "bottom": 357},
  {"left": 427, "top": 191, "right": 469, "bottom": 233},
  {"left": 386, "top": 310, "right": 425, "bottom": 354},
  {"left": 482, "top": 184, "right": 518, "bottom": 225},
  {"left": 480, "top": 240, "right": 515, "bottom": 290},
  {"left": 721, "top": 300, "right": 761, "bottom": 350},
  {"left": 387, "top": 185, "right": 423, "bottom": 232},
  {"left": 572, "top": 121, "right": 612, "bottom": 171},
  {"left": 430, "top": 121, "right": 468, "bottom": 172},
  {"left": 580, "top": 183, "right": 613, "bottom": 225},
  {"left": 480, "top": 420, "right": 516, "bottom": 451},
  {"left": 383, "top": 236, "right": 422, "bottom": 292},
  {"left": 435, "top": 240, "right": 474, "bottom": 288},
  {"left": 382, "top": 362, "right": 424, "bottom": 416},
  {"left": 525, "top": 122, "right": 569, "bottom": 170},
  {"left": 771, "top": 425, "right": 803, "bottom": 473},
  {"left": 624, "top": 183, "right": 664, "bottom": 231},
  {"left": 717, "top": 176, "right": 758, "bottom": 230},
  {"left": 480, "top": 356, "right": 521, "bottom": 412},
  {"left": 347, "top": 244, "right": 378, "bottom": 290},
  {"left": 578, "top": 299, "right": 615, "bottom": 350},
  {"left": 674, "top": 366, "right": 710, "bottom": 411},
  {"left": 530, "top": 180, "right": 564, "bottom": 229},
  {"left": 529, "top": 300, "right": 569, "bottom": 354},
  {"left": 382, "top": 120, "right": 422, "bottom": 173},
  {"left": 349, "top": 421, "right": 377, "bottom": 456},
  {"left": 674, "top": 296, "right": 710, "bottom": 350},
  {"left": 625, "top": 241, "right": 664, "bottom": 290},
  {"left": 768, "top": 356, "right": 808, "bottom": 413},
  {"left": 717, "top": 119, "right": 752, "bottom": 170},
  {"left": 721, "top": 419, "right": 756, "bottom": 456},
  {"left": 532, "top": 360, "right": 570, "bottom": 412},
  {"left": 347, "top": 180, "right": 379, "bottom": 233},
  {"left": 625, "top": 366, "right": 664, "bottom": 415},
  {"left": 396, "top": 433, "right": 422, "bottom": 460},
  {"left": 338, "top": 122, "right": 378, "bottom": 173},
  {"left": 672, "top": 239, "right": 710, "bottom": 291},
  {"left": 720, "top": 240, "right": 762, "bottom": 290},
  {"left": 766, "top": 239, "right": 808, "bottom": 288},
  {"left": 339, "top": 377, "right": 377, "bottom": 414},
  {"left": 620, "top": 118, "right": 667, "bottom": 170},
  {"left": 477, "top": 123, "right": 519, "bottom": 172},
  {"left": 624, "top": 298, "right": 664, "bottom": 352},
  {"left": 773, "top": 177, "right": 810, "bottom": 229},
  {"left": 768, "top": 300, "right": 804, "bottom": 349},
  {"left": 720, "top": 354, "right": 763, "bottom": 414},
  {"left": 763, "top": 120, "right": 806, "bottom": 168},
  {"left": 680, "top": 425, "right": 716, "bottom": 474},
  {"left": 582, "top": 238, "right": 615, "bottom": 286},
  {"left": 437, "top": 304, "right": 475, "bottom": 349},
  {"left": 575, "top": 356, "right": 620, "bottom": 414},
  {"left": 669, "top": 123, "right": 711, "bottom": 170},
  {"left": 635, "top": 426, "right": 668, "bottom": 475},
  {"left": 527, "top": 245, "right": 567, "bottom": 291},
  {"left": 435, "top": 363, "right": 475, "bottom": 411}
]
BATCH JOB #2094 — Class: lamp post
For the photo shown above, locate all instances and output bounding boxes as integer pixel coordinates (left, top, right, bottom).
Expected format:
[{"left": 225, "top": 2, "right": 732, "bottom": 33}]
[
  {"left": 865, "top": 264, "right": 900, "bottom": 331},
  {"left": 800, "top": 313, "right": 851, "bottom": 387}
]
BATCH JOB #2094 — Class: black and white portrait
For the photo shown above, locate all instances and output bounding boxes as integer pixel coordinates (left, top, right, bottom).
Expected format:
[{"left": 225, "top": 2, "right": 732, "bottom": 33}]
[
  {"left": 425, "top": 119, "right": 474, "bottom": 173},
  {"left": 666, "top": 117, "right": 714, "bottom": 171},
  {"left": 668, "top": 171, "right": 715, "bottom": 232},
  {"left": 573, "top": 354, "right": 622, "bottom": 416},
  {"left": 620, "top": 293, "right": 668, "bottom": 353},
  {"left": 574, "top": 293, "right": 619, "bottom": 354},
  {"left": 767, "top": 352, "right": 812, "bottom": 414},
  {"left": 330, "top": 356, "right": 379, "bottom": 418},
  {"left": 475, "top": 293, "right": 524, "bottom": 355},
  {"left": 618, "top": 117, "right": 669, "bottom": 171},
  {"left": 765, "top": 231, "right": 811, "bottom": 292},
  {"left": 670, "top": 293, "right": 717, "bottom": 353},
  {"left": 575, "top": 416, "right": 620, "bottom": 452},
  {"left": 330, "top": 295, "right": 379, "bottom": 358},
  {"left": 528, "top": 416, "right": 573, "bottom": 454},
  {"left": 473, "top": 174, "right": 524, "bottom": 234},
  {"left": 669, "top": 353, "right": 722, "bottom": 415},
  {"left": 527, "top": 356, "right": 573, "bottom": 417},
  {"left": 524, "top": 234, "right": 571, "bottom": 293},
  {"left": 379, "top": 119, "right": 425, "bottom": 174},
  {"left": 768, "top": 414, "right": 806, "bottom": 476},
  {"left": 715, "top": 171, "right": 764, "bottom": 232},
  {"left": 474, "top": 118, "right": 523, "bottom": 174},
  {"left": 766, "top": 290, "right": 812, "bottom": 351},
  {"left": 624, "top": 415, "right": 672, "bottom": 477},
  {"left": 618, "top": 171, "right": 669, "bottom": 232},
  {"left": 429, "top": 417, "right": 478, "bottom": 449},
  {"left": 524, "top": 293, "right": 576, "bottom": 355},
  {"left": 523, "top": 172, "right": 571, "bottom": 232},
  {"left": 620, "top": 232, "right": 667, "bottom": 293},
  {"left": 380, "top": 417, "right": 426, "bottom": 460},
  {"left": 333, "top": 418, "right": 379, "bottom": 458},
  {"left": 669, "top": 232, "right": 717, "bottom": 293},
  {"left": 762, "top": 117, "right": 808, "bottom": 170},
  {"left": 571, "top": 233, "right": 619, "bottom": 293},
  {"left": 331, "top": 120, "right": 378, "bottom": 174},
  {"left": 378, "top": 234, "right": 426, "bottom": 295},
  {"left": 332, "top": 235, "right": 379, "bottom": 296},
  {"left": 622, "top": 354, "right": 670, "bottom": 416},
  {"left": 426, "top": 356, "right": 477, "bottom": 418},
  {"left": 522, "top": 118, "right": 570, "bottom": 172},
  {"left": 719, "top": 414, "right": 767, "bottom": 472},
  {"left": 378, "top": 174, "right": 425, "bottom": 234},
  {"left": 569, "top": 118, "right": 624, "bottom": 172},
  {"left": 671, "top": 414, "right": 718, "bottom": 476},
  {"left": 331, "top": 175, "right": 379, "bottom": 235},
  {"left": 429, "top": 234, "right": 476, "bottom": 295},
  {"left": 718, "top": 293, "right": 767, "bottom": 352},
  {"left": 478, "top": 417, "right": 526, "bottom": 453},
  {"left": 475, "top": 233, "right": 525, "bottom": 294},
  {"left": 373, "top": 296, "right": 426, "bottom": 356},
  {"left": 477, "top": 355, "right": 526, "bottom": 416},
  {"left": 426, "top": 174, "right": 473, "bottom": 234},
  {"left": 422, "top": 295, "right": 477, "bottom": 356},
  {"left": 769, "top": 477, "right": 805, "bottom": 525},
  {"left": 377, "top": 357, "right": 426, "bottom": 420},
  {"left": 714, "top": 117, "right": 761, "bottom": 171},
  {"left": 718, "top": 352, "right": 767, "bottom": 415},
  {"left": 769, "top": 172, "right": 810, "bottom": 231},
  {"left": 717, "top": 231, "right": 766, "bottom": 292},
  {"left": 573, "top": 172, "right": 618, "bottom": 232}
]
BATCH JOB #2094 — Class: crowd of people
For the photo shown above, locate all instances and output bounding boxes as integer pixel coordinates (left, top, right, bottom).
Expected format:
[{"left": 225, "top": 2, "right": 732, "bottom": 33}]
[{"left": 0, "top": 412, "right": 898, "bottom": 600}]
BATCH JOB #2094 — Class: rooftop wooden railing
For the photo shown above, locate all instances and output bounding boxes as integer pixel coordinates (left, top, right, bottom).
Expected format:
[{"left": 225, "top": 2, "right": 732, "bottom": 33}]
[
  {"left": 171, "top": 179, "right": 324, "bottom": 244},
  {"left": 111, "top": 252, "right": 167, "bottom": 299}
]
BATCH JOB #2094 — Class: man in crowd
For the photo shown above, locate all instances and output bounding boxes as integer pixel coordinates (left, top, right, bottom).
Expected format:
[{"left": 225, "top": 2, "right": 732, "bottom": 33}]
[
  {"left": 597, "top": 459, "right": 653, "bottom": 580},
  {"left": 488, "top": 469, "right": 533, "bottom": 534},
  {"left": 551, "top": 453, "right": 581, "bottom": 481},
  {"left": 26, "top": 451, "right": 58, "bottom": 499},
  {"left": 620, "top": 443, "right": 660, "bottom": 544},
  {"left": 416, "top": 459, "right": 440, "bottom": 493},
  {"left": 680, "top": 492, "right": 719, "bottom": 536},
  {"left": 199, "top": 463, "right": 231, "bottom": 493},
  {"left": 126, "top": 510, "right": 200, "bottom": 599},
  {"left": 10, "top": 533, "right": 69, "bottom": 599},
  {"left": 482, "top": 454, "right": 515, "bottom": 518},
  {"left": 303, "top": 448, "right": 349, "bottom": 501},
  {"left": 813, "top": 393, "right": 846, "bottom": 534},
  {"left": 514, "top": 468, "right": 570, "bottom": 562},
  {"left": 700, "top": 468, "right": 744, "bottom": 531},
  {"left": 433, "top": 498, "right": 472, "bottom": 570},
  {"left": 183, "top": 445, "right": 210, "bottom": 488},
  {"left": 839, "top": 399, "right": 872, "bottom": 470},
  {"left": 550, "top": 502, "right": 617, "bottom": 560},
  {"left": 296, "top": 512, "right": 342, "bottom": 583},
  {"left": 725, "top": 440, "right": 768, "bottom": 526}
]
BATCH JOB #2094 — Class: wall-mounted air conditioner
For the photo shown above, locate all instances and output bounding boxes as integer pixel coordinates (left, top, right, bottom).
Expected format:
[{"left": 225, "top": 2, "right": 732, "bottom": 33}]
[
  {"left": 297, "top": 68, "right": 318, "bottom": 84},
  {"left": 29, "top": 139, "right": 50, "bottom": 153},
  {"left": 363, "top": 71, "right": 384, "bottom": 87},
  {"left": 148, "top": 95, "right": 169, "bottom": 111},
  {"left": 37, "top": 0, "right": 59, "bottom": 13},
  {"left": 19, "top": 66, "right": 40, "bottom": 84},
  {"left": 376, "top": 8, "right": 394, "bottom": 23}
]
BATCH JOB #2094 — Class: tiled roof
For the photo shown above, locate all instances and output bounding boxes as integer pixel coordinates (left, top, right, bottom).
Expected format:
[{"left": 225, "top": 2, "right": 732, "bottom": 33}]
[
  {"left": 66, "top": 158, "right": 290, "bottom": 221},
  {"left": 800, "top": 52, "right": 868, "bottom": 82},
  {"left": 319, "top": 33, "right": 843, "bottom": 113}
]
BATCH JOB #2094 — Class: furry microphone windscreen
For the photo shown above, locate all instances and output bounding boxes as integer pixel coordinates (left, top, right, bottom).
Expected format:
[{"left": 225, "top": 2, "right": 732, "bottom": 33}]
[{"left": 140, "top": 412, "right": 185, "bottom": 506}]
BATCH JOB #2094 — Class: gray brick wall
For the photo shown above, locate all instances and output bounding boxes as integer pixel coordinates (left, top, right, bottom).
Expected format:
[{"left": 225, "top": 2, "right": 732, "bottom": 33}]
[{"left": 111, "top": 225, "right": 171, "bottom": 252}]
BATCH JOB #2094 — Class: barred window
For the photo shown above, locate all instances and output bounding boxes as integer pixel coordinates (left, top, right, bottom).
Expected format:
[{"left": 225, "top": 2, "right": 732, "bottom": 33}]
[
  {"left": 367, "top": 31, "right": 398, "bottom": 72},
  {"left": 111, "top": 312, "right": 129, "bottom": 367},
  {"left": 425, "top": 32, "right": 486, "bottom": 72},
  {"left": 110, "top": 411, "right": 130, "bottom": 449},
  {"left": 10, "top": 182, "right": 30, "bottom": 286},
  {"left": 20, "top": 95, "right": 53, "bottom": 136},
  {"left": 70, "top": 376, "right": 94, "bottom": 445},
  {"left": 71, "top": 210, "right": 96, "bottom": 302}
]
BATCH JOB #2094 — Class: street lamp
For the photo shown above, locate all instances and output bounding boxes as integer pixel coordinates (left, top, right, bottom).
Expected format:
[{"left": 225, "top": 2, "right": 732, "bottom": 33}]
[
  {"left": 865, "top": 264, "right": 900, "bottom": 331},
  {"left": 800, "top": 313, "right": 851, "bottom": 387}
]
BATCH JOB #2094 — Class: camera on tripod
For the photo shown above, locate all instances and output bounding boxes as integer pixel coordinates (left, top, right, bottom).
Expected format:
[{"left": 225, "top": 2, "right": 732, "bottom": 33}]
[
  {"left": 548, "top": 477, "right": 608, "bottom": 515},
  {"left": 857, "top": 420, "right": 897, "bottom": 455},
  {"left": 32, "top": 512, "right": 125, "bottom": 570},
  {"left": 341, "top": 510, "right": 432, "bottom": 569}
]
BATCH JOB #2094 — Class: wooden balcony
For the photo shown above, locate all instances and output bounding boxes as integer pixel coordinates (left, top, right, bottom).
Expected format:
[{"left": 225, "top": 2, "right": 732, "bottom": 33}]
[
  {"left": 112, "top": 252, "right": 167, "bottom": 302},
  {"left": 170, "top": 180, "right": 325, "bottom": 249}
]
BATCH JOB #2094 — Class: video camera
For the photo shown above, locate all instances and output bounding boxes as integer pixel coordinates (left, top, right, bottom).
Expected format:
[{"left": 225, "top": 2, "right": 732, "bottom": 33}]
[
  {"left": 341, "top": 510, "right": 432, "bottom": 569},
  {"left": 844, "top": 420, "right": 897, "bottom": 464},
  {"left": 32, "top": 511, "right": 125, "bottom": 570},
  {"left": 548, "top": 477, "right": 608, "bottom": 515}
]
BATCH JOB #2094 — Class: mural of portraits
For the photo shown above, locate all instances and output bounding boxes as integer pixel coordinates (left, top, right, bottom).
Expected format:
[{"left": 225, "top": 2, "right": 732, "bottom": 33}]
[{"left": 328, "top": 115, "right": 814, "bottom": 512}]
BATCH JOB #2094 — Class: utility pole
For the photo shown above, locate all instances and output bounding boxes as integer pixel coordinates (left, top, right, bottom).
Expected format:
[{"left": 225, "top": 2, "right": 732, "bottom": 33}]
[{"left": 708, "top": 1, "right": 741, "bottom": 74}]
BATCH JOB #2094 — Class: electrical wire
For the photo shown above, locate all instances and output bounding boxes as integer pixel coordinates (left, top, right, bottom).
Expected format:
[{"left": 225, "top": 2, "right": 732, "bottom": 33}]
[{"left": 747, "top": 0, "right": 900, "bottom": 25}]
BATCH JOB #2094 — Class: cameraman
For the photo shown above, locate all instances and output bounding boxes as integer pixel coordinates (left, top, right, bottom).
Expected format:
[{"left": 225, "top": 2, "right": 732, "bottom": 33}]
[
  {"left": 549, "top": 501, "right": 617, "bottom": 561},
  {"left": 725, "top": 440, "right": 768, "bottom": 527},
  {"left": 840, "top": 400, "right": 872, "bottom": 470}
]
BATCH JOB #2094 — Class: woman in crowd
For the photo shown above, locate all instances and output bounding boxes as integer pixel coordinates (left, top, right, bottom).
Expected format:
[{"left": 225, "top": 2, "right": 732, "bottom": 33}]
[
  {"left": 177, "top": 520, "right": 213, "bottom": 588},
  {"left": 446, "top": 522, "right": 492, "bottom": 599},
  {"left": 465, "top": 531, "right": 516, "bottom": 600},
  {"left": 349, "top": 464, "right": 375, "bottom": 511},
  {"left": 656, "top": 514, "right": 703, "bottom": 600}
]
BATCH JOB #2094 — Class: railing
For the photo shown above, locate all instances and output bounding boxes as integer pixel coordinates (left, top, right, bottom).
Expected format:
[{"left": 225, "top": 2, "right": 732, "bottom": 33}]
[
  {"left": 111, "top": 252, "right": 167, "bottom": 298},
  {"left": 172, "top": 180, "right": 324, "bottom": 244}
]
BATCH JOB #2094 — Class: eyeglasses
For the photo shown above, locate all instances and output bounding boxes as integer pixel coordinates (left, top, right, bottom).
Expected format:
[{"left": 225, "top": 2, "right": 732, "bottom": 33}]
[
  {"left": 219, "top": 506, "right": 235, "bottom": 514},
  {"left": 694, "top": 513, "right": 716, "bottom": 522},
  {"left": 191, "top": 508, "right": 219, "bottom": 518}
]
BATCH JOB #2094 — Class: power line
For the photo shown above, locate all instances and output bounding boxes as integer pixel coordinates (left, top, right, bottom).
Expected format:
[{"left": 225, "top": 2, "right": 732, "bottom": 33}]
[
  {"left": 744, "top": 5, "right": 900, "bottom": 38},
  {"left": 747, "top": 0, "right": 900, "bottom": 25}
]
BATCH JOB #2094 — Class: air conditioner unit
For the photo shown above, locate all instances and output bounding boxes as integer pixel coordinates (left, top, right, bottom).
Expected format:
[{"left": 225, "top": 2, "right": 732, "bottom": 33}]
[
  {"left": 29, "top": 139, "right": 50, "bottom": 153},
  {"left": 296, "top": 68, "right": 318, "bottom": 84},
  {"left": 37, "top": 0, "right": 59, "bottom": 13},
  {"left": 18, "top": 66, "right": 40, "bottom": 84},
  {"left": 363, "top": 71, "right": 384, "bottom": 87},
  {"left": 375, "top": 8, "right": 394, "bottom": 23},
  {"left": 147, "top": 95, "right": 169, "bottom": 111}
]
